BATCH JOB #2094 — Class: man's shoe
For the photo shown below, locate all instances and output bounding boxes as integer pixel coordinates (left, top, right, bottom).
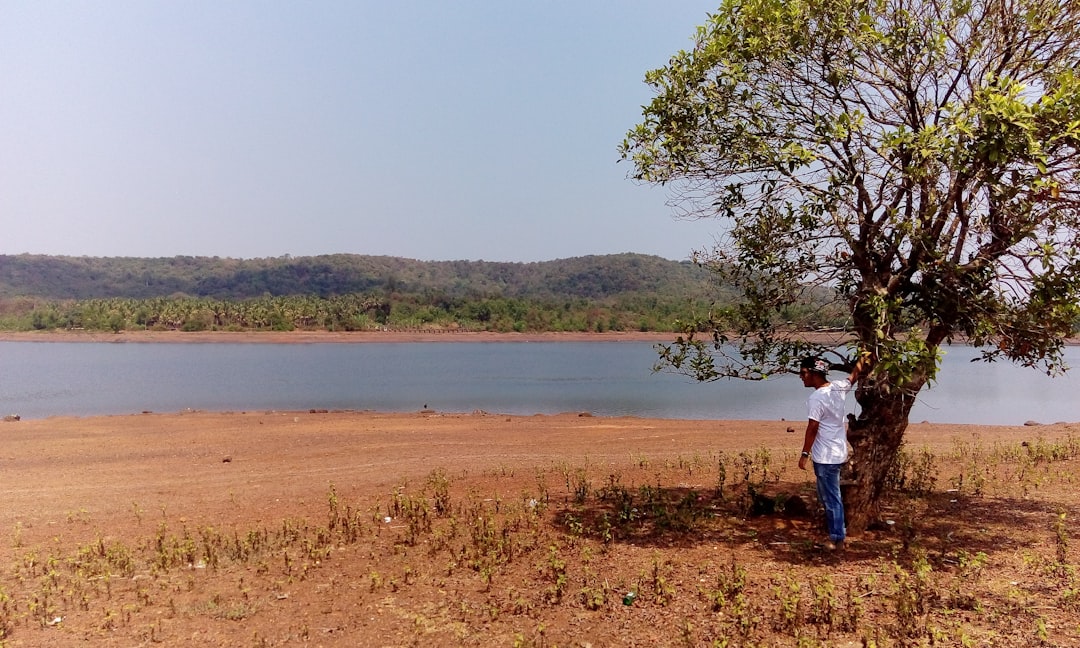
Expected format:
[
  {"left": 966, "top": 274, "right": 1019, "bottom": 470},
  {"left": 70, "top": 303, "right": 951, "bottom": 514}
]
[{"left": 823, "top": 539, "right": 845, "bottom": 551}]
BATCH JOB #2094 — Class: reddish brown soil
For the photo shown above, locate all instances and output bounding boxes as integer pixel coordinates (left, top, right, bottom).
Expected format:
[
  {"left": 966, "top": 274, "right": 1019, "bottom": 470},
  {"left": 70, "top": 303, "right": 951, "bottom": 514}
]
[{"left": 2, "top": 409, "right": 1079, "bottom": 647}]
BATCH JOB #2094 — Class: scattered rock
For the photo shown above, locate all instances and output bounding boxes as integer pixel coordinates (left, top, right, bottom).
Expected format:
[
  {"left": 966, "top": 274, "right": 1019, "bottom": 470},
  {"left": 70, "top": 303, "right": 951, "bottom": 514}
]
[
  {"left": 747, "top": 492, "right": 811, "bottom": 518},
  {"left": 577, "top": 412, "right": 594, "bottom": 418},
  {"left": 779, "top": 494, "right": 810, "bottom": 518},
  {"left": 222, "top": 456, "right": 232, "bottom": 463},
  {"left": 1024, "top": 420, "right": 1042, "bottom": 426},
  {"left": 308, "top": 409, "right": 329, "bottom": 414},
  {"left": 786, "top": 426, "right": 795, "bottom": 434},
  {"left": 750, "top": 492, "right": 776, "bottom": 516},
  {"left": 2, "top": 414, "right": 20, "bottom": 422}
]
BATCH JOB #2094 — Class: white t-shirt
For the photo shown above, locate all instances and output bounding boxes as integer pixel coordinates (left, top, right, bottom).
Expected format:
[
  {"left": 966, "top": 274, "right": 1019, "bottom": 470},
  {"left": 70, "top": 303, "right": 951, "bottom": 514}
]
[{"left": 806, "top": 378, "right": 852, "bottom": 464}]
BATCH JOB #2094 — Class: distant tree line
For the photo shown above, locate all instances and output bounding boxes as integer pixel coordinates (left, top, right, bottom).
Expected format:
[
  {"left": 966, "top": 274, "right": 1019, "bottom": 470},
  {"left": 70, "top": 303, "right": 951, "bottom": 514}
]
[
  {"left": 0, "top": 253, "right": 851, "bottom": 333},
  {"left": 0, "top": 293, "right": 756, "bottom": 334},
  {"left": 0, "top": 253, "right": 719, "bottom": 301}
]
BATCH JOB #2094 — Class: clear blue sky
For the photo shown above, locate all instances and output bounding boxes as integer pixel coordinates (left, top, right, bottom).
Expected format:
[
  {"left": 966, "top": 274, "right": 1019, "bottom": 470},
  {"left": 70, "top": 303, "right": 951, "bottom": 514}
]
[{"left": 0, "top": 1, "right": 721, "bottom": 262}]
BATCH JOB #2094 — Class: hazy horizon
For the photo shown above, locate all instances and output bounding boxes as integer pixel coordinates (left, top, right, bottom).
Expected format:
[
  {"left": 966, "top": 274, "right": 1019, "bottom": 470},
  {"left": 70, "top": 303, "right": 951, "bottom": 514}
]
[
  {"left": 0, "top": 249, "right": 692, "bottom": 264},
  {"left": 1, "top": 2, "right": 723, "bottom": 264}
]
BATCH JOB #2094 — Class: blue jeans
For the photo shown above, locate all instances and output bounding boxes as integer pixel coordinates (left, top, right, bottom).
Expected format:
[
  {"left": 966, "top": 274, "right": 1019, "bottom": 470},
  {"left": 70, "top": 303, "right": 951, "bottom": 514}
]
[{"left": 813, "top": 462, "right": 846, "bottom": 542}]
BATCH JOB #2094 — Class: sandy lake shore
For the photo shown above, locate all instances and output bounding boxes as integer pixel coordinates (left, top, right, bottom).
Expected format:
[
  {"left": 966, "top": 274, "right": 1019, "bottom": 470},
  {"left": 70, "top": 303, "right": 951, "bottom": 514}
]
[
  {"left": 2, "top": 409, "right": 1061, "bottom": 543},
  {"left": 2, "top": 409, "right": 1079, "bottom": 646}
]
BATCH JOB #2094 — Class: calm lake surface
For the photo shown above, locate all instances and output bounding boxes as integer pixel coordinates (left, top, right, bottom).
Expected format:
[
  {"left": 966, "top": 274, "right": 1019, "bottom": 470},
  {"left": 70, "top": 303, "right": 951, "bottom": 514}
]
[{"left": 1, "top": 341, "right": 1077, "bottom": 425}]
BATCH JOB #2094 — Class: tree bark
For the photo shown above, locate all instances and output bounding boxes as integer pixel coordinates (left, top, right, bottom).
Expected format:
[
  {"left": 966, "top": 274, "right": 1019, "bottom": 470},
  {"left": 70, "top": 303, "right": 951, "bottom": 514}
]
[{"left": 843, "top": 387, "right": 920, "bottom": 532}]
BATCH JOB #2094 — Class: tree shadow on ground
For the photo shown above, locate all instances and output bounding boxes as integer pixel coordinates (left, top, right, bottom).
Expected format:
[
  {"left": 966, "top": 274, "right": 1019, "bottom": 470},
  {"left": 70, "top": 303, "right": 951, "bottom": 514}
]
[
  {"left": 550, "top": 479, "right": 821, "bottom": 551},
  {"left": 549, "top": 481, "right": 1078, "bottom": 567},
  {"left": 909, "top": 491, "right": 1080, "bottom": 556}
]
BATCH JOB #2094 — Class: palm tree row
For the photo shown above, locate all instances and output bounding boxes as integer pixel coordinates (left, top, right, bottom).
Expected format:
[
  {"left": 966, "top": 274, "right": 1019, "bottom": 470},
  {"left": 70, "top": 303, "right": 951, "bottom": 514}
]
[{"left": 0, "top": 293, "right": 728, "bottom": 334}]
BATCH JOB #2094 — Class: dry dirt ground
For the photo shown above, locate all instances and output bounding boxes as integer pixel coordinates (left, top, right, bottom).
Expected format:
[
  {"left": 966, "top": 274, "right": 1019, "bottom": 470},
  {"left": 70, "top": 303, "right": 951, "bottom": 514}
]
[{"left": 2, "top": 409, "right": 1079, "bottom": 647}]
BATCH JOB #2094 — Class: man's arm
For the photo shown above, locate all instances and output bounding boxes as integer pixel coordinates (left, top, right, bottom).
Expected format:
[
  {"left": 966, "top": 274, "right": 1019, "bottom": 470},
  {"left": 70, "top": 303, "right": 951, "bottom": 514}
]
[
  {"left": 847, "top": 349, "right": 874, "bottom": 385},
  {"left": 798, "top": 419, "right": 819, "bottom": 470}
]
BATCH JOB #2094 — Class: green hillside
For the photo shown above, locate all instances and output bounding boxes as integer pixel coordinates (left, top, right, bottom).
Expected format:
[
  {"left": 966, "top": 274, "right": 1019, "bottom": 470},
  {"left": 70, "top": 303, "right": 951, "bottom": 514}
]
[
  {"left": 0, "top": 253, "right": 717, "bottom": 301},
  {"left": 0, "top": 253, "right": 792, "bottom": 334}
]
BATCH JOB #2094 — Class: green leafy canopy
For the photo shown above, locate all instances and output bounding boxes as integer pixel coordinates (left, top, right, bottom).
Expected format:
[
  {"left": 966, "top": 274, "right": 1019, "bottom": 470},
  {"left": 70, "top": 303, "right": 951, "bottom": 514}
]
[{"left": 623, "top": 0, "right": 1080, "bottom": 391}]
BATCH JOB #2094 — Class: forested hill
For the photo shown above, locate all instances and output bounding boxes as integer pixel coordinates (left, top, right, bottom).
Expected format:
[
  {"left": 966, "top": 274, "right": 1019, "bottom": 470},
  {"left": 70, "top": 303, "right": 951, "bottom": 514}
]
[{"left": 0, "top": 253, "right": 721, "bottom": 301}]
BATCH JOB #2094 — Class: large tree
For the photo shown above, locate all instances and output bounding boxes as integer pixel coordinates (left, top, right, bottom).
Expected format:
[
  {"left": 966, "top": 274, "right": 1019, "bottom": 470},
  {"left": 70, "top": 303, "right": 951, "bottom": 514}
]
[{"left": 622, "top": 0, "right": 1080, "bottom": 529}]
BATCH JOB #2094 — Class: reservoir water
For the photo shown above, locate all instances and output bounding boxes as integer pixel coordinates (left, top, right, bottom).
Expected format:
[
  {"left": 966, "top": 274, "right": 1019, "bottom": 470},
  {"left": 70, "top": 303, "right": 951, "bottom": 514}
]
[{"left": 1, "top": 341, "right": 1077, "bottom": 425}]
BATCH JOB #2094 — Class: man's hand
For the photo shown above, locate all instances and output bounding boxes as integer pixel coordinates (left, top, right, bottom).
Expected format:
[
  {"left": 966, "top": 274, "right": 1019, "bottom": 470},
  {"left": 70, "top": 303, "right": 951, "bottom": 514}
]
[{"left": 798, "top": 454, "right": 809, "bottom": 470}]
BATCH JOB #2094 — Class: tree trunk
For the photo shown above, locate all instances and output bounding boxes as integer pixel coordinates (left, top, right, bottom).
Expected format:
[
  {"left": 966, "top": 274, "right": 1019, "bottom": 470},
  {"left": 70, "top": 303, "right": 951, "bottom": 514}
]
[{"left": 843, "top": 387, "right": 920, "bottom": 532}]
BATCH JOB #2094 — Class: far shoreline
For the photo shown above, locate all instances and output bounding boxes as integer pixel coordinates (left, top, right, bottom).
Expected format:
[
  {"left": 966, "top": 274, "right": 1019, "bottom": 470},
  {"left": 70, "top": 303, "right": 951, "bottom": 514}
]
[
  {"left": 0, "top": 329, "right": 1076, "bottom": 346},
  {"left": 0, "top": 329, "right": 685, "bottom": 344}
]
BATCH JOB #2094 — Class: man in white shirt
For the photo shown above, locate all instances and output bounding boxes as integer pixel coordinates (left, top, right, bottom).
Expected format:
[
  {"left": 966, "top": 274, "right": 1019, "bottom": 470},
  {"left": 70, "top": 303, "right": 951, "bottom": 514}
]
[{"left": 797, "top": 353, "right": 871, "bottom": 550}]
